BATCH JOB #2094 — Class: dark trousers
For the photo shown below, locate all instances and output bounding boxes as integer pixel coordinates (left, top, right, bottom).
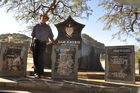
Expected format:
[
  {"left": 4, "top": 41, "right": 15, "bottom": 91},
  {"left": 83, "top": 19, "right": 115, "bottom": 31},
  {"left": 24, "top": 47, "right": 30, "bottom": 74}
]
[{"left": 32, "top": 39, "right": 46, "bottom": 75}]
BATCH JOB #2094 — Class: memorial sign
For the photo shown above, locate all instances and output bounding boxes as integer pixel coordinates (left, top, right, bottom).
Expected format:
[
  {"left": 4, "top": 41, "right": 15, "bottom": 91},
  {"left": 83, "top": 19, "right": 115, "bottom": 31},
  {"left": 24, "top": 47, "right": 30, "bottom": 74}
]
[
  {"left": 51, "top": 45, "right": 78, "bottom": 80},
  {"left": 0, "top": 43, "right": 28, "bottom": 77},
  {"left": 51, "top": 16, "right": 84, "bottom": 80},
  {"left": 55, "top": 16, "right": 85, "bottom": 47},
  {"left": 105, "top": 46, "right": 135, "bottom": 83}
]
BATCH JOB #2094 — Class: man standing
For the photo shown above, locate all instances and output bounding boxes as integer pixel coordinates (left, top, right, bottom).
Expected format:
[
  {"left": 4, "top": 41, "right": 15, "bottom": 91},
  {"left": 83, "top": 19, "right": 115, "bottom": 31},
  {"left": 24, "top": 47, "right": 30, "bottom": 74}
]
[{"left": 30, "top": 15, "right": 55, "bottom": 78}]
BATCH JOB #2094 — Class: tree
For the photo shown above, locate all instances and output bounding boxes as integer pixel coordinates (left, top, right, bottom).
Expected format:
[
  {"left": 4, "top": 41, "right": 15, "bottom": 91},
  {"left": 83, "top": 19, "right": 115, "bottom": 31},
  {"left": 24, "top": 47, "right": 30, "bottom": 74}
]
[
  {"left": 0, "top": 0, "right": 92, "bottom": 24},
  {"left": 98, "top": 0, "right": 140, "bottom": 41},
  {"left": 116, "top": 0, "right": 140, "bottom": 8}
]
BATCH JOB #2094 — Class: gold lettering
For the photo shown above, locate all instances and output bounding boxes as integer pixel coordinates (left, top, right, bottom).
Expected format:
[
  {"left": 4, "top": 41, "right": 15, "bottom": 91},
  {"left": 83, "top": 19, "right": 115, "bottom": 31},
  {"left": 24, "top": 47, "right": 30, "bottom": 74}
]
[{"left": 58, "top": 40, "right": 80, "bottom": 44}]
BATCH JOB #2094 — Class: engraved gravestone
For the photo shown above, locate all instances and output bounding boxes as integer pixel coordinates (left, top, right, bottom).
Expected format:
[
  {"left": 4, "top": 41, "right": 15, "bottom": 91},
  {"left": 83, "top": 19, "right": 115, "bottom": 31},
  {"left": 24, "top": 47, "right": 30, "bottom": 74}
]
[
  {"left": 0, "top": 42, "right": 28, "bottom": 77},
  {"left": 52, "top": 45, "right": 78, "bottom": 80},
  {"left": 51, "top": 16, "right": 84, "bottom": 80},
  {"left": 105, "top": 46, "right": 135, "bottom": 83}
]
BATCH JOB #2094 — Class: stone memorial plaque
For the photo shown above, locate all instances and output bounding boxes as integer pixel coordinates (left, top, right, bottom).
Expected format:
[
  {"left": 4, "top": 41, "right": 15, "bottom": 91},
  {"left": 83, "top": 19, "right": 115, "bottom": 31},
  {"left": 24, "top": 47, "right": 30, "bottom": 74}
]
[
  {"left": 55, "top": 16, "right": 85, "bottom": 44},
  {"left": 0, "top": 43, "right": 28, "bottom": 77},
  {"left": 51, "top": 45, "right": 78, "bottom": 80},
  {"left": 105, "top": 46, "right": 135, "bottom": 83}
]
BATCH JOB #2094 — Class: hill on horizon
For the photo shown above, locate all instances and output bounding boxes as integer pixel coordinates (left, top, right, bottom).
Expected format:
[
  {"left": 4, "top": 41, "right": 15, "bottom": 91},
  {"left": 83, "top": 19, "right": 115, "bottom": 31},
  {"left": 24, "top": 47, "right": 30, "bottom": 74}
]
[{"left": 0, "top": 33, "right": 31, "bottom": 43}]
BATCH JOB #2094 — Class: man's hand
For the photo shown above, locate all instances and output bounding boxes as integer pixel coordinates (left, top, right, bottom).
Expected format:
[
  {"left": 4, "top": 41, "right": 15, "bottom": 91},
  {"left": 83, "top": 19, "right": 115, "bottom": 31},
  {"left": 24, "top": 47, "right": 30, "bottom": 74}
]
[
  {"left": 52, "top": 40, "right": 58, "bottom": 45},
  {"left": 29, "top": 46, "right": 33, "bottom": 51}
]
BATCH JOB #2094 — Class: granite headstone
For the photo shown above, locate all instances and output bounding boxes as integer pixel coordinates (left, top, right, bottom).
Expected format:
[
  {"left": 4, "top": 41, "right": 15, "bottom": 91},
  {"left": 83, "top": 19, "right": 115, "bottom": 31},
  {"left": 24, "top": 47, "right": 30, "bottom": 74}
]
[
  {"left": 105, "top": 45, "right": 135, "bottom": 83},
  {"left": 0, "top": 42, "right": 28, "bottom": 77},
  {"left": 51, "top": 45, "right": 78, "bottom": 80}
]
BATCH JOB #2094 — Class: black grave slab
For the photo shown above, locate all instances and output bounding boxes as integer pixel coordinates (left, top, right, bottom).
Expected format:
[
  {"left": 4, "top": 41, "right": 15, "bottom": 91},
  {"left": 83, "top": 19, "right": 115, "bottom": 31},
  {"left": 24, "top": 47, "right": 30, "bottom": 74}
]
[
  {"left": 51, "top": 45, "right": 78, "bottom": 80},
  {"left": 105, "top": 45, "right": 135, "bottom": 83},
  {"left": 0, "top": 42, "right": 29, "bottom": 77}
]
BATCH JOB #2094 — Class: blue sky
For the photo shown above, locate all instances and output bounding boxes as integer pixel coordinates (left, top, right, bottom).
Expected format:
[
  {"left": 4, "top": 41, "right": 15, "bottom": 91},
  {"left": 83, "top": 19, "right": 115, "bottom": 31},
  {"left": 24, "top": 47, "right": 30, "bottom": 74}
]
[{"left": 0, "top": 1, "right": 139, "bottom": 47}]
